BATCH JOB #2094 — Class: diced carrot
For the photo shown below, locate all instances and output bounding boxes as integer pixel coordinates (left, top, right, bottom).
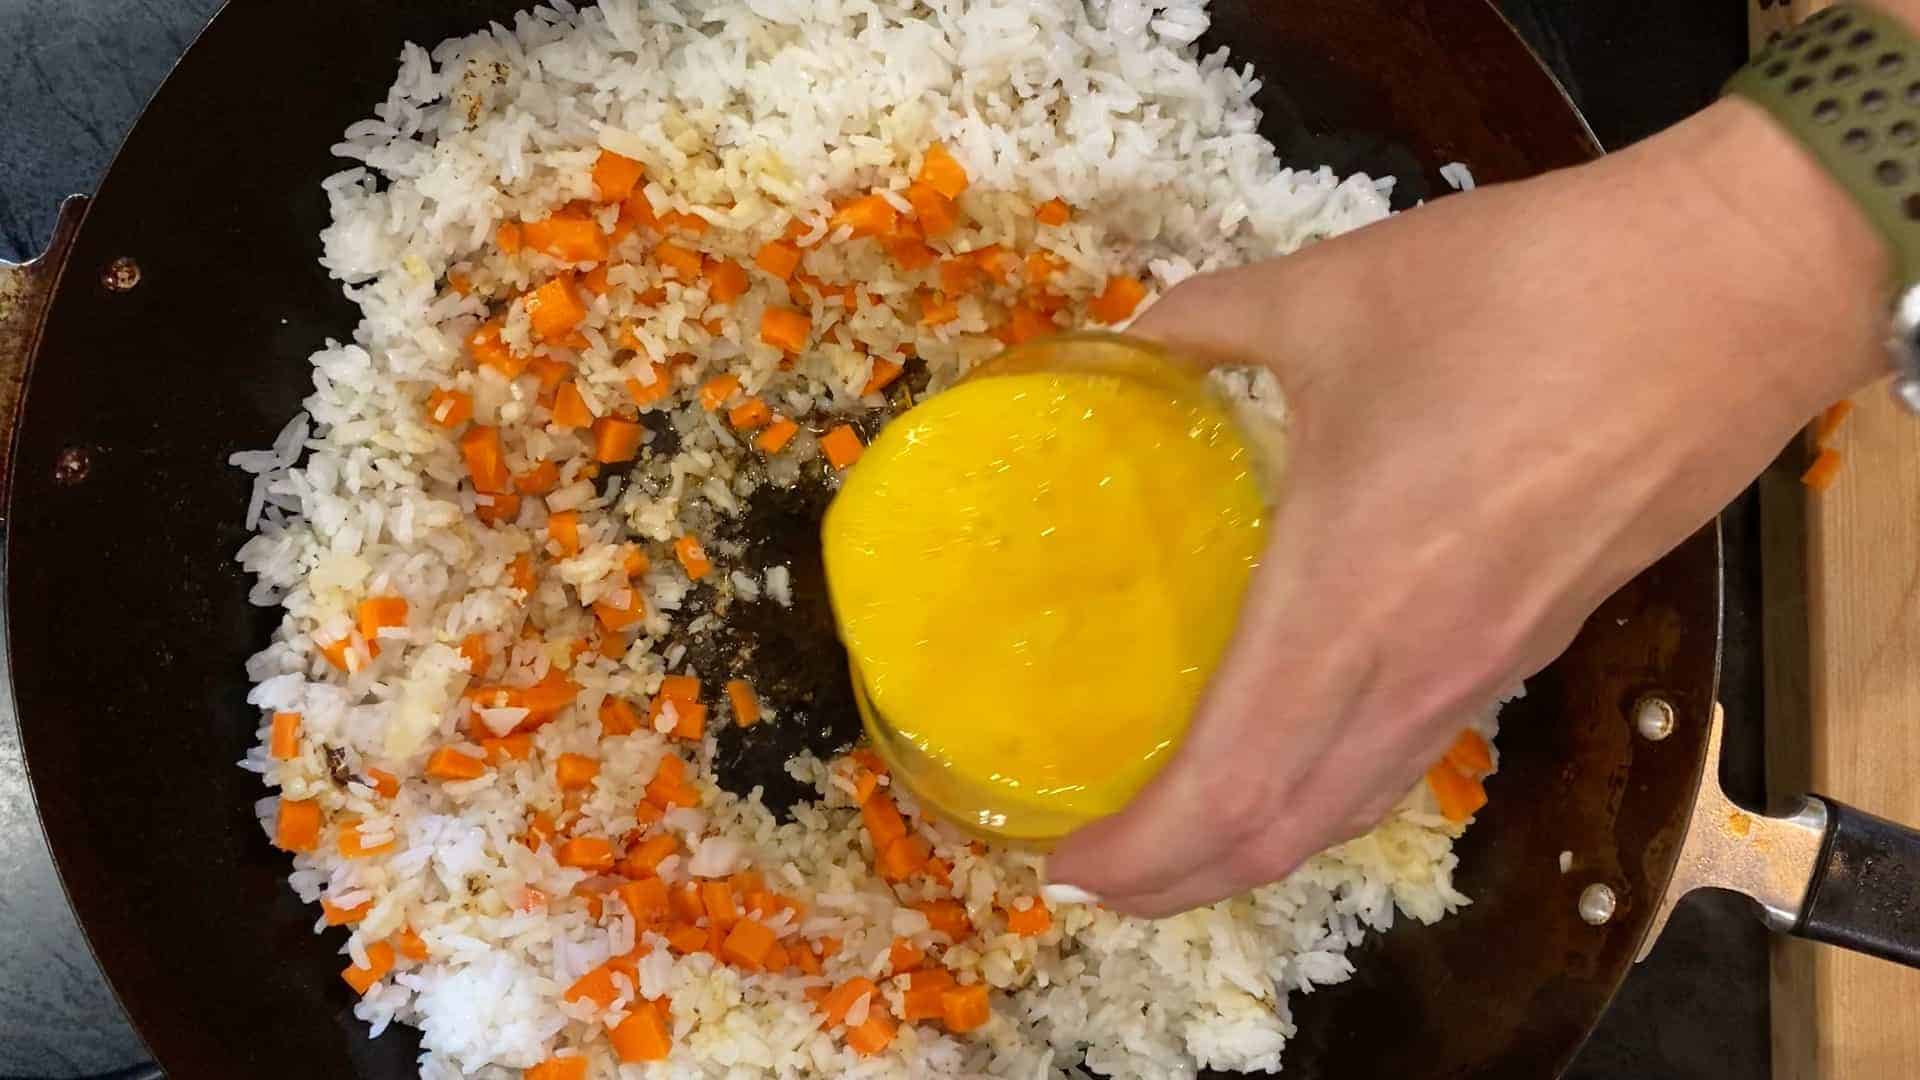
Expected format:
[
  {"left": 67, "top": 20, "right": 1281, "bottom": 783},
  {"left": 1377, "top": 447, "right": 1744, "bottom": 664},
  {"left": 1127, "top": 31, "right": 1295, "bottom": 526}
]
[
  {"left": 905, "top": 181, "right": 959, "bottom": 237},
  {"left": 889, "top": 938, "right": 925, "bottom": 975},
  {"left": 539, "top": 511, "right": 579, "bottom": 558},
  {"left": 919, "top": 293, "right": 959, "bottom": 327},
  {"left": 1034, "top": 198, "right": 1071, "bottom": 226},
  {"left": 620, "top": 545, "right": 651, "bottom": 578},
  {"left": 619, "top": 186, "right": 657, "bottom": 234},
  {"left": 698, "top": 373, "right": 741, "bottom": 411},
  {"left": 913, "top": 899, "right": 973, "bottom": 941},
  {"left": 715, "top": 918, "right": 774, "bottom": 970},
  {"left": 426, "top": 747, "right": 486, "bottom": 781},
  {"left": 1445, "top": 730, "right": 1494, "bottom": 776},
  {"left": 521, "top": 810, "right": 558, "bottom": 853},
  {"left": 818, "top": 977, "right": 878, "bottom": 1028},
  {"left": 337, "top": 817, "right": 396, "bottom": 858},
  {"left": 1025, "top": 251, "right": 1062, "bottom": 290},
  {"left": 1813, "top": 399, "right": 1855, "bottom": 446},
  {"left": 937, "top": 259, "right": 980, "bottom": 297},
  {"left": 698, "top": 880, "right": 739, "bottom": 929},
  {"left": 902, "top": 982, "right": 951, "bottom": 1022},
  {"left": 793, "top": 943, "right": 823, "bottom": 976},
  {"left": 365, "top": 768, "right": 400, "bottom": 798},
  {"left": 665, "top": 921, "right": 709, "bottom": 954},
  {"left": 725, "top": 679, "right": 761, "bottom": 728},
  {"left": 972, "top": 244, "right": 1016, "bottom": 283},
  {"left": 594, "top": 589, "right": 646, "bottom": 633},
  {"left": 728, "top": 397, "right": 772, "bottom": 431},
  {"left": 314, "top": 632, "right": 355, "bottom": 673},
  {"left": 626, "top": 366, "right": 675, "bottom": 410},
  {"left": 817, "top": 936, "right": 843, "bottom": 959},
  {"left": 1802, "top": 447, "right": 1843, "bottom": 492},
  {"left": 425, "top": 387, "right": 473, "bottom": 429},
  {"left": 528, "top": 355, "right": 573, "bottom": 397},
  {"left": 674, "top": 535, "right": 713, "bottom": 580},
  {"left": 705, "top": 258, "right": 748, "bottom": 303},
  {"left": 646, "top": 757, "right": 698, "bottom": 809},
  {"left": 565, "top": 962, "right": 620, "bottom": 1008},
  {"left": 269, "top": 711, "right": 301, "bottom": 760},
  {"left": 1426, "top": 761, "right": 1488, "bottom": 823},
  {"left": 846, "top": 1010, "right": 897, "bottom": 1055},
  {"left": 625, "top": 833, "right": 679, "bottom": 877},
  {"left": 941, "top": 984, "right": 991, "bottom": 1033},
  {"left": 755, "top": 240, "right": 803, "bottom": 280},
  {"left": 580, "top": 264, "right": 613, "bottom": 298},
  {"left": 830, "top": 194, "right": 899, "bottom": 239},
  {"left": 321, "top": 896, "right": 371, "bottom": 926},
  {"left": 392, "top": 927, "right": 428, "bottom": 963},
  {"left": 655, "top": 240, "right": 702, "bottom": 280},
  {"left": 473, "top": 493, "right": 522, "bottom": 528},
  {"left": 591, "top": 416, "right": 644, "bottom": 464},
  {"left": 659, "top": 675, "right": 700, "bottom": 703},
  {"left": 1089, "top": 275, "right": 1148, "bottom": 324},
  {"left": 649, "top": 695, "right": 708, "bottom": 741},
  {"left": 525, "top": 276, "right": 589, "bottom": 341},
  {"left": 886, "top": 237, "right": 938, "bottom": 271},
  {"left": 524, "top": 213, "right": 609, "bottom": 264},
  {"left": 1002, "top": 304, "right": 1055, "bottom": 345},
  {"left": 757, "top": 308, "right": 811, "bottom": 354},
  {"left": 556, "top": 753, "right": 600, "bottom": 791},
  {"left": 610, "top": 998, "right": 673, "bottom": 1063},
  {"left": 631, "top": 800, "right": 665, "bottom": 830},
  {"left": 877, "top": 835, "right": 931, "bottom": 883},
  {"left": 469, "top": 320, "right": 525, "bottom": 378},
  {"left": 852, "top": 769, "right": 879, "bottom": 806},
  {"left": 447, "top": 271, "right": 473, "bottom": 297},
  {"left": 459, "top": 425, "right": 511, "bottom": 493},
  {"left": 918, "top": 143, "right": 969, "bottom": 199},
  {"left": 595, "top": 696, "right": 639, "bottom": 739},
  {"left": 342, "top": 941, "right": 395, "bottom": 995},
  {"left": 496, "top": 221, "right": 523, "bottom": 253},
  {"left": 526, "top": 1055, "right": 588, "bottom": 1080},
  {"left": 617, "top": 876, "right": 671, "bottom": 922},
  {"left": 356, "top": 595, "right": 408, "bottom": 659},
  {"left": 514, "top": 460, "right": 561, "bottom": 496},
  {"left": 861, "top": 794, "right": 908, "bottom": 849},
  {"left": 820, "top": 424, "right": 864, "bottom": 470},
  {"left": 850, "top": 748, "right": 888, "bottom": 776},
  {"left": 507, "top": 553, "right": 536, "bottom": 594},
  {"left": 275, "top": 798, "right": 321, "bottom": 852},
  {"left": 556, "top": 836, "right": 616, "bottom": 872},
  {"left": 480, "top": 732, "right": 534, "bottom": 764},
  {"left": 550, "top": 381, "right": 594, "bottom": 429},
  {"left": 660, "top": 210, "right": 710, "bottom": 235},
  {"left": 755, "top": 417, "right": 799, "bottom": 454},
  {"left": 593, "top": 149, "right": 646, "bottom": 202},
  {"left": 1004, "top": 898, "right": 1052, "bottom": 936}
]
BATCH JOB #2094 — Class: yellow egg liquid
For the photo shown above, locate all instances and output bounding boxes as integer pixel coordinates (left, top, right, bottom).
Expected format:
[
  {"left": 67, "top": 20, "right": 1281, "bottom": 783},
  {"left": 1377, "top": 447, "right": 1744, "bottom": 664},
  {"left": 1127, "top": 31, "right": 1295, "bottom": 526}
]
[{"left": 821, "top": 335, "right": 1269, "bottom": 843}]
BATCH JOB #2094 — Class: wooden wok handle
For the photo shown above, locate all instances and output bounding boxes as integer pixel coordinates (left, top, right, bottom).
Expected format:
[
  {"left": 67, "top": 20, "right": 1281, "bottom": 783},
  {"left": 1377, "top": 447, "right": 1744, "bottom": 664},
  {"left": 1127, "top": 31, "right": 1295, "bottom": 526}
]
[{"left": 0, "top": 195, "right": 88, "bottom": 527}]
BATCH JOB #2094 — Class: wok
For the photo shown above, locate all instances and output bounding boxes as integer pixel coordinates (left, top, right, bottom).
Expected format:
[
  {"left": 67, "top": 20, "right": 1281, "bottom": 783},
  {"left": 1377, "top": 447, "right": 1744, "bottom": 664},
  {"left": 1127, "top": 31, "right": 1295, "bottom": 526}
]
[{"left": 2, "top": 1, "right": 1917, "bottom": 1077}]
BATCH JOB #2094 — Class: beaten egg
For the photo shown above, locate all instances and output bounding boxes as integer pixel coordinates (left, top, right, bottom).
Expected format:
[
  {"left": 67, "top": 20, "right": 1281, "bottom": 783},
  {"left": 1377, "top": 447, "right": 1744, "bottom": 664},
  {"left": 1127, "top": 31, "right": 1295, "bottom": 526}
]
[{"left": 821, "top": 334, "right": 1271, "bottom": 842}]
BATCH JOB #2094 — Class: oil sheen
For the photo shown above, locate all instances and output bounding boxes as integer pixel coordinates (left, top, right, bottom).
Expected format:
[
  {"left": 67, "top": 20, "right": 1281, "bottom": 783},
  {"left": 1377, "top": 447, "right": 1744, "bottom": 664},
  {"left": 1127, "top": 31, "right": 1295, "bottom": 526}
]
[{"left": 821, "top": 349, "right": 1268, "bottom": 841}]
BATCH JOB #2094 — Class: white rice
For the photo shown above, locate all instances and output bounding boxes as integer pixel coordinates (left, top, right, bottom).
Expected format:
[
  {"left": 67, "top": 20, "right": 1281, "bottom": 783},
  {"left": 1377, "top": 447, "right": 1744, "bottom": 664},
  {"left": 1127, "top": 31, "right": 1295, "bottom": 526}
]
[{"left": 234, "top": 1, "right": 1509, "bottom": 1076}]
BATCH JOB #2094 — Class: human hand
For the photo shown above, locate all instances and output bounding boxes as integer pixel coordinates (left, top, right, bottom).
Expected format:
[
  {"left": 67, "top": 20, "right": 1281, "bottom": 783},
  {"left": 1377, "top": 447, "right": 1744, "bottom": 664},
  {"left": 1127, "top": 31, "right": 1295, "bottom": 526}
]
[{"left": 1046, "top": 98, "right": 1890, "bottom": 916}]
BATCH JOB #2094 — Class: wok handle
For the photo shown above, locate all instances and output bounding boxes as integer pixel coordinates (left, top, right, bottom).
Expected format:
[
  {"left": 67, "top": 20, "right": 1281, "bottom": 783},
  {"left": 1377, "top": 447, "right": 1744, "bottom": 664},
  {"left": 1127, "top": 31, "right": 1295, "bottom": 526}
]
[
  {"left": 1795, "top": 799, "right": 1920, "bottom": 967},
  {"left": 0, "top": 196, "right": 89, "bottom": 522},
  {"left": 1640, "top": 704, "right": 1920, "bottom": 969}
]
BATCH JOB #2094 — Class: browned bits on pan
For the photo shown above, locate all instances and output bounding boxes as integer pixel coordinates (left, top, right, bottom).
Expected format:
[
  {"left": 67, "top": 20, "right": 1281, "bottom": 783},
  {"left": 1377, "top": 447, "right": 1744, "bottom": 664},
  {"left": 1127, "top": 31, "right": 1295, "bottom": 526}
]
[
  {"left": 52, "top": 446, "right": 90, "bottom": 486},
  {"left": 101, "top": 256, "right": 141, "bottom": 292}
]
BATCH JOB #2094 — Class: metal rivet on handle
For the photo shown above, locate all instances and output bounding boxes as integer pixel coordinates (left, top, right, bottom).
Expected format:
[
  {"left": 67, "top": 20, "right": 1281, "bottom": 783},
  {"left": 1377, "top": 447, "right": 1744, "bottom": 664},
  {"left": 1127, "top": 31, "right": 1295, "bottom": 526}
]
[
  {"left": 1632, "top": 695, "right": 1676, "bottom": 741},
  {"left": 1578, "top": 883, "right": 1618, "bottom": 926},
  {"left": 101, "top": 256, "right": 140, "bottom": 292},
  {"left": 52, "top": 446, "right": 91, "bottom": 486}
]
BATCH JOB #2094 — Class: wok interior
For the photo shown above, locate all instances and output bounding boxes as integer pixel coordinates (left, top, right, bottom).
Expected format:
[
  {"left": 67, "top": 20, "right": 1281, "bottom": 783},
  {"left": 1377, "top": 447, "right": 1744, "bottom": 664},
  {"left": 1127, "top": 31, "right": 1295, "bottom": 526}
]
[{"left": 6, "top": 2, "right": 1718, "bottom": 1077}]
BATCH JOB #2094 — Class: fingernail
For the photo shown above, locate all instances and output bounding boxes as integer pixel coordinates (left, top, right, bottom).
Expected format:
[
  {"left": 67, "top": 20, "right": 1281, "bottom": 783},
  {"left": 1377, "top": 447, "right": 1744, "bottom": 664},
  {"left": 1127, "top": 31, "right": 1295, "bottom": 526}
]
[{"left": 1042, "top": 883, "right": 1102, "bottom": 906}]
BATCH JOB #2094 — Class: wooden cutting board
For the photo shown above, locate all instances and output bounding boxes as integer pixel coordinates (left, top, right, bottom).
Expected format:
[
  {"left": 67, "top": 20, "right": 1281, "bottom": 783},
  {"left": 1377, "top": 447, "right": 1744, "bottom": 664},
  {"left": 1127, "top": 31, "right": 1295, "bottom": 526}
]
[{"left": 1756, "top": 9, "right": 1920, "bottom": 1079}]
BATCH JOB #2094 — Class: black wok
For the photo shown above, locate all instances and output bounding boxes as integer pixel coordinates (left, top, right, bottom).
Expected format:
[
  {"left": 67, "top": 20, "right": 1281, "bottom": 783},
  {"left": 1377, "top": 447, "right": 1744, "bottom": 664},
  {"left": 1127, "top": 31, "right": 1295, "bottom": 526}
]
[{"left": 3, "top": 2, "right": 1918, "bottom": 1077}]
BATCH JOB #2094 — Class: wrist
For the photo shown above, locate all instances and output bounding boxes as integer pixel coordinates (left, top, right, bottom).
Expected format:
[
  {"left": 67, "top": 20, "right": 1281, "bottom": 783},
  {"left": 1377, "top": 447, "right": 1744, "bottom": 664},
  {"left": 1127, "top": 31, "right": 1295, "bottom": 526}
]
[{"left": 1646, "top": 95, "right": 1891, "bottom": 413}]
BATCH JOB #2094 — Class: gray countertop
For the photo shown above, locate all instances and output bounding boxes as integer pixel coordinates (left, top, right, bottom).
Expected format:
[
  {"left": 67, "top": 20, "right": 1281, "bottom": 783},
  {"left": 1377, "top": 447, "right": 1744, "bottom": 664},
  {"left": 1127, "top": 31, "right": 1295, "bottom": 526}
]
[{"left": 0, "top": 2, "right": 1767, "bottom": 1077}]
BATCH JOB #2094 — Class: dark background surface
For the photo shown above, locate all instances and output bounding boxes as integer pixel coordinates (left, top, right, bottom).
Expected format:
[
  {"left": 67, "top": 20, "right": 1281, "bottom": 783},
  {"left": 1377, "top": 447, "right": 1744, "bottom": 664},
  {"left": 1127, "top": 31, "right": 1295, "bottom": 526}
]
[{"left": 0, "top": 1, "right": 1768, "bottom": 1077}]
